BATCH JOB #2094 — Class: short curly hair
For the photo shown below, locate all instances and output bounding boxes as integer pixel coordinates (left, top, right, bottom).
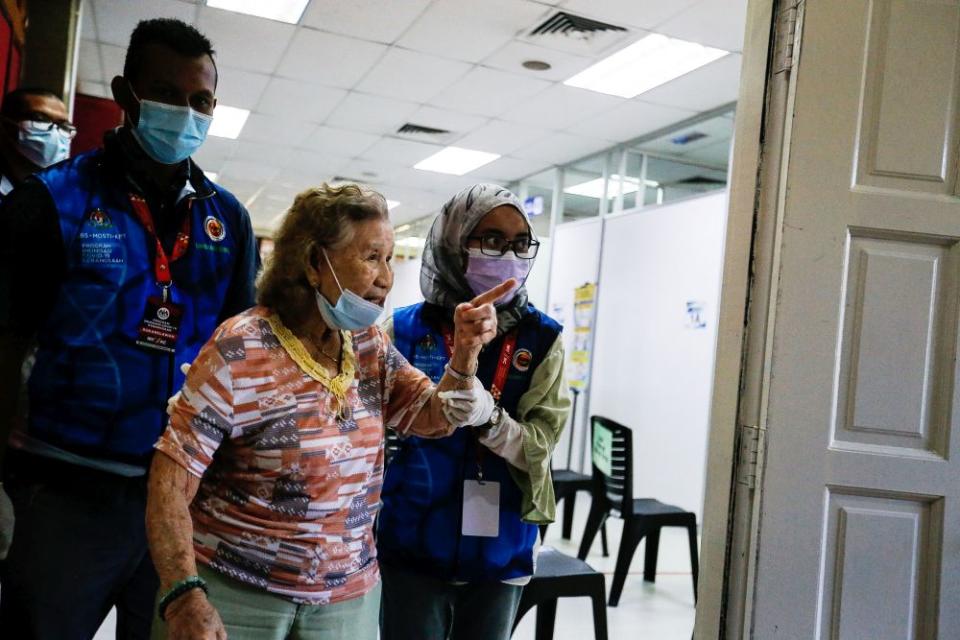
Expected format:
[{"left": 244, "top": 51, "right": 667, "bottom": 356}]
[
  {"left": 124, "top": 18, "right": 217, "bottom": 86},
  {"left": 257, "top": 183, "right": 389, "bottom": 327}
]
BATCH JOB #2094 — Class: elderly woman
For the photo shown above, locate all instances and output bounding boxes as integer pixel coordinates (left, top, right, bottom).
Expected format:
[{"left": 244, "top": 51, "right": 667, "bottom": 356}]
[
  {"left": 145, "top": 184, "right": 512, "bottom": 640},
  {"left": 378, "top": 184, "right": 571, "bottom": 640}
]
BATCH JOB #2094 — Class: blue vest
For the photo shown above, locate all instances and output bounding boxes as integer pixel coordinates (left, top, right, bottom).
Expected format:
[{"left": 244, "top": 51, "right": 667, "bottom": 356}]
[
  {"left": 26, "top": 149, "right": 248, "bottom": 465},
  {"left": 378, "top": 302, "right": 562, "bottom": 582}
]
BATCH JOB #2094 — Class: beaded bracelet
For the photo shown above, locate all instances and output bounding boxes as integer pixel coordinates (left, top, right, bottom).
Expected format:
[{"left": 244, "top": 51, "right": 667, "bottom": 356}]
[{"left": 158, "top": 575, "right": 208, "bottom": 621}]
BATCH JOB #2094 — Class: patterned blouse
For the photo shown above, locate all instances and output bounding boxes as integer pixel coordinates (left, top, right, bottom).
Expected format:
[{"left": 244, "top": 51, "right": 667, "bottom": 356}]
[{"left": 155, "top": 306, "right": 441, "bottom": 605}]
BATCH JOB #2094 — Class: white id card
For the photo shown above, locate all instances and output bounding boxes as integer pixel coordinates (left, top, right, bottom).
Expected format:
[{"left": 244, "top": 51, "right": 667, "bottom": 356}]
[{"left": 462, "top": 480, "right": 500, "bottom": 537}]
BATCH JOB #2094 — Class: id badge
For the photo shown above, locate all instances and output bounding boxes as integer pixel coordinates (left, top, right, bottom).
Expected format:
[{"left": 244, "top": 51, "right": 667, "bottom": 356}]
[
  {"left": 462, "top": 480, "right": 500, "bottom": 537},
  {"left": 136, "top": 296, "right": 184, "bottom": 354}
]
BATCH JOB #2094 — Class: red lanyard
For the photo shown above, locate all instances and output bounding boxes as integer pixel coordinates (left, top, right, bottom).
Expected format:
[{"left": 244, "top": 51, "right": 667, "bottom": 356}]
[
  {"left": 441, "top": 326, "right": 517, "bottom": 403},
  {"left": 128, "top": 194, "right": 192, "bottom": 294}
]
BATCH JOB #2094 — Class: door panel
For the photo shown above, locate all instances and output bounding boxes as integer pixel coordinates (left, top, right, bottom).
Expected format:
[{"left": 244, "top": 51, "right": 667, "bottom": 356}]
[{"left": 751, "top": 0, "right": 960, "bottom": 637}]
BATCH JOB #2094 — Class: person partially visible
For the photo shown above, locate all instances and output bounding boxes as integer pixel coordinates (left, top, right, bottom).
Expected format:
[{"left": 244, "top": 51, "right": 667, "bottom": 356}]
[
  {"left": 145, "top": 184, "right": 512, "bottom": 640},
  {"left": 0, "top": 87, "right": 74, "bottom": 201},
  {"left": 378, "top": 184, "right": 571, "bottom": 640},
  {"left": 0, "top": 18, "right": 258, "bottom": 639}
]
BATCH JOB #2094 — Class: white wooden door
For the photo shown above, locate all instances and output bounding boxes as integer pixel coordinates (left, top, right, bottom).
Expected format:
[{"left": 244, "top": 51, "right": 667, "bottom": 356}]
[{"left": 750, "top": 1, "right": 960, "bottom": 637}]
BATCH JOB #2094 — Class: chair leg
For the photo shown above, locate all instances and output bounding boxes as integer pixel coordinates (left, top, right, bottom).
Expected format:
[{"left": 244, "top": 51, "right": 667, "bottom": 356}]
[
  {"left": 609, "top": 521, "right": 644, "bottom": 607},
  {"left": 512, "top": 595, "right": 535, "bottom": 634},
  {"left": 577, "top": 501, "right": 607, "bottom": 560},
  {"left": 643, "top": 527, "right": 661, "bottom": 583},
  {"left": 687, "top": 522, "right": 700, "bottom": 603},
  {"left": 561, "top": 492, "right": 577, "bottom": 539},
  {"left": 600, "top": 521, "right": 609, "bottom": 557},
  {"left": 534, "top": 598, "right": 557, "bottom": 640},
  {"left": 591, "top": 579, "right": 609, "bottom": 640},
  {"left": 538, "top": 523, "right": 548, "bottom": 543}
]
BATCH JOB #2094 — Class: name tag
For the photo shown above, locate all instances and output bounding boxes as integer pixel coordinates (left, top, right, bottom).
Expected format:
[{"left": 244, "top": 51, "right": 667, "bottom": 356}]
[
  {"left": 462, "top": 480, "right": 500, "bottom": 537},
  {"left": 136, "top": 296, "right": 184, "bottom": 354}
]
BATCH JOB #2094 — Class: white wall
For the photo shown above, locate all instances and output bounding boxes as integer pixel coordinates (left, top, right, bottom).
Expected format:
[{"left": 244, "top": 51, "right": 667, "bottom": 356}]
[
  {"left": 587, "top": 192, "right": 727, "bottom": 518},
  {"left": 385, "top": 256, "right": 424, "bottom": 316}
]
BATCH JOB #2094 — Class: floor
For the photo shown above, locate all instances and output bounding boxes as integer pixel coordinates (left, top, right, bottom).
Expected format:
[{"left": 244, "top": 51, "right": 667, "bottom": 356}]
[{"left": 95, "top": 497, "right": 697, "bottom": 639}]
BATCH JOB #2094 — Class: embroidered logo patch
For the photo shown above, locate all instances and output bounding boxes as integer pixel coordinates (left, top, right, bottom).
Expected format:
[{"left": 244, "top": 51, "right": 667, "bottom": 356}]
[
  {"left": 88, "top": 208, "right": 112, "bottom": 228},
  {"left": 512, "top": 348, "right": 532, "bottom": 372},
  {"left": 204, "top": 216, "right": 226, "bottom": 242}
]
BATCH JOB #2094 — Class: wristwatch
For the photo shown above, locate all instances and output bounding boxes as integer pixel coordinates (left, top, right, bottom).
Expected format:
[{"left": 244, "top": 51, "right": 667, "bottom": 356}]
[{"left": 478, "top": 405, "right": 506, "bottom": 431}]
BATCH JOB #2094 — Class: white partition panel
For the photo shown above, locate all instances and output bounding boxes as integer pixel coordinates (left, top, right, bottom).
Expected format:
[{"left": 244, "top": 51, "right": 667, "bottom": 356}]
[
  {"left": 588, "top": 192, "right": 727, "bottom": 517},
  {"left": 545, "top": 218, "right": 603, "bottom": 473},
  {"left": 385, "top": 256, "right": 424, "bottom": 317}
]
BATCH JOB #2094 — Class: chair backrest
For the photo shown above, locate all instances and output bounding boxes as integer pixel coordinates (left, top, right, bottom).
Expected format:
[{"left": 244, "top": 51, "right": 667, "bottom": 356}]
[{"left": 589, "top": 415, "right": 633, "bottom": 515}]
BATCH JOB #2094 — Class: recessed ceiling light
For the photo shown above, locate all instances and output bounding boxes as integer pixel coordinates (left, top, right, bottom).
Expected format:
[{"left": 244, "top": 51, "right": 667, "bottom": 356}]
[
  {"left": 414, "top": 146, "right": 501, "bottom": 176},
  {"left": 206, "top": 0, "right": 309, "bottom": 24},
  {"left": 205, "top": 172, "right": 218, "bottom": 182},
  {"left": 564, "top": 175, "right": 658, "bottom": 199},
  {"left": 396, "top": 237, "right": 426, "bottom": 249},
  {"left": 386, "top": 200, "right": 400, "bottom": 210},
  {"left": 564, "top": 34, "right": 728, "bottom": 98},
  {"left": 208, "top": 105, "right": 249, "bottom": 139},
  {"left": 522, "top": 60, "right": 552, "bottom": 71},
  {"left": 395, "top": 223, "right": 411, "bottom": 233}
]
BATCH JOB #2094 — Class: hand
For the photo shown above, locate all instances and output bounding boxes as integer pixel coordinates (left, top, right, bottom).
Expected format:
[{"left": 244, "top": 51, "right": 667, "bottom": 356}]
[
  {"left": 164, "top": 589, "right": 227, "bottom": 640},
  {"left": 451, "top": 279, "right": 516, "bottom": 368},
  {"left": 0, "top": 483, "right": 13, "bottom": 560},
  {"left": 439, "top": 377, "right": 495, "bottom": 427},
  {"left": 167, "top": 363, "right": 191, "bottom": 417}
]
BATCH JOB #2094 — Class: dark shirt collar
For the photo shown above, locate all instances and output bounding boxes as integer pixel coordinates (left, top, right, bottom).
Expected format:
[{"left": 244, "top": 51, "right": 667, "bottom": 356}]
[{"left": 102, "top": 128, "right": 213, "bottom": 201}]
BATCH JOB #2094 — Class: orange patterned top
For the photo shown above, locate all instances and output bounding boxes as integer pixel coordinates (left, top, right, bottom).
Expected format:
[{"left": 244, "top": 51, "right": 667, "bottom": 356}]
[{"left": 155, "top": 306, "right": 439, "bottom": 604}]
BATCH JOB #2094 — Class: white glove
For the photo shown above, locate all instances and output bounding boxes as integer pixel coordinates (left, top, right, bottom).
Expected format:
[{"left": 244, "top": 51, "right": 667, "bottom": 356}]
[
  {"left": 0, "top": 483, "right": 14, "bottom": 560},
  {"left": 438, "top": 377, "right": 495, "bottom": 427},
  {"left": 166, "top": 362, "right": 192, "bottom": 417}
]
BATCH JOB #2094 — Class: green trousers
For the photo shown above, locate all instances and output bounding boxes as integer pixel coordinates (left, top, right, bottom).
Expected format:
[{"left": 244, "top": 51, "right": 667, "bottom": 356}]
[{"left": 151, "top": 564, "right": 381, "bottom": 640}]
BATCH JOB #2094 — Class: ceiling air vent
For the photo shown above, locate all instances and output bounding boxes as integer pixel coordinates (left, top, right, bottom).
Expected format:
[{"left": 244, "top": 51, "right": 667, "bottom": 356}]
[
  {"left": 331, "top": 175, "right": 369, "bottom": 185},
  {"left": 671, "top": 131, "right": 709, "bottom": 145},
  {"left": 396, "top": 122, "right": 455, "bottom": 144},
  {"left": 530, "top": 11, "right": 627, "bottom": 38}
]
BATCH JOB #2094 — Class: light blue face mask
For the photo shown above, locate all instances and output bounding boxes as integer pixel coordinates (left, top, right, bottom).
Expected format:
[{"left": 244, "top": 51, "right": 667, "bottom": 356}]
[
  {"left": 315, "top": 249, "right": 383, "bottom": 331},
  {"left": 16, "top": 121, "right": 72, "bottom": 168},
  {"left": 129, "top": 88, "right": 212, "bottom": 165}
]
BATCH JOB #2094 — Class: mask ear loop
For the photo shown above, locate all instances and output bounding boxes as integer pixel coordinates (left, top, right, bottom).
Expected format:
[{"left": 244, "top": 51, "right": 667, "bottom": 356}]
[{"left": 321, "top": 248, "right": 346, "bottom": 295}]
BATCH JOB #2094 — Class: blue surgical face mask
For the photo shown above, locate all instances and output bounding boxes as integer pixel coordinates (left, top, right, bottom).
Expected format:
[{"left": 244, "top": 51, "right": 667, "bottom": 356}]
[
  {"left": 314, "top": 249, "right": 383, "bottom": 331},
  {"left": 16, "top": 121, "right": 71, "bottom": 168},
  {"left": 128, "top": 86, "right": 212, "bottom": 165}
]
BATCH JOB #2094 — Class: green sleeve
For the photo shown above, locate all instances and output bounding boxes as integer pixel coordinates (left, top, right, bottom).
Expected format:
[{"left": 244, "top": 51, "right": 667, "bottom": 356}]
[{"left": 507, "top": 334, "right": 571, "bottom": 524}]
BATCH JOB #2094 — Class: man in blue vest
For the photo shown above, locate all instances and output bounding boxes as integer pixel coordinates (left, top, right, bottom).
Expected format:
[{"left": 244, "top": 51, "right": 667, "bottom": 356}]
[{"left": 0, "top": 18, "right": 258, "bottom": 639}]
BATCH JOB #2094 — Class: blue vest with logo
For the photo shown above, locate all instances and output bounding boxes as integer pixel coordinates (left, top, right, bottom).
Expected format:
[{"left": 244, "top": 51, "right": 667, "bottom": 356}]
[
  {"left": 27, "top": 149, "right": 247, "bottom": 465},
  {"left": 378, "top": 302, "right": 562, "bottom": 582}
]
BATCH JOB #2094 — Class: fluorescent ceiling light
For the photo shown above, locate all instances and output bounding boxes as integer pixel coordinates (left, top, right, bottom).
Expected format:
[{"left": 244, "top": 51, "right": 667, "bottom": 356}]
[
  {"left": 564, "top": 34, "right": 728, "bottom": 98},
  {"left": 386, "top": 200, "right": 400, "bottom": 210},
  {"left": 396, "top": 237, "right": 426, "bottom": 249},
  {"left": 205, "top": 172, "right": 218, "bottom": 182},
  {"left": 564, "top": 175, "right": 659, "bottom": 199},
  {"left": 207, "top": 0, "right": 309, "bottom": 24},
  {"left": 208, "top": 105, "right": 250, "bottom": 139},
  {"left": 414, "top": 146, "right": 500, "bottom": 176},
  {"left": 395, "top": 223, "right": 411, "bottom": 232}
]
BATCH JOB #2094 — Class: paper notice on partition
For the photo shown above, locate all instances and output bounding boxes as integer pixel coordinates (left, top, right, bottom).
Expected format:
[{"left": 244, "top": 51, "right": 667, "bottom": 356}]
[
  {"left": 592, "top": 423, "right": 613, "bottom": 476},
  {"left": 569, "top": 282, "right": 597, "bottom": 391}
]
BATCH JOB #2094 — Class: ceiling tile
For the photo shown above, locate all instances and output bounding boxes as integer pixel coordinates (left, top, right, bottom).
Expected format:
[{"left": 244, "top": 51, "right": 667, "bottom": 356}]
[
  {"left": 453, "top": 119, "right": 553, "bottom": 156},
  {"left": 80, "top": 0, "right": 97, "bottom": 41},
  {"left": 77, "top": 40, "right": 103, "bottom": 82},
  {"left": 239, "top": 113, "right": 318, "bottom": 146},
  {"left": 471, "top": 155, "right": 553, "bottom": 182},
  {"left": 220, "top": 158, "right": 281, "bottom": 183},
  {"left": 359, "top": 137, "right": 446, "bottom": 168},
  {"left": 231, "top": 141, "right": 292, "bottom": 167},
  {"left": 682, "top": 139, "right": 732, "bottom": 167},
  {"left": 214, "top": 66, "right": 271, "bottom": 110},
  {"left": 215, "top": 177, "right": 263, "bottom": 206},
  {"left": 432, "top": 67, "right": 552, "bottom": 117},
  {"left": 305, "top": 126, "right": 381, "bottom": 158},
  {"left": 256, "top": 78, "right": 347, "bottom": 122},
  {"left": 510, "top": 131, "right": 612, "bottom": 164},
  {"left": 404, "top": 106, "right": 489, "bottom": 136},
  {"left": 276, "top": 29, "right": 388, "bottom": 87},
  {"left": 499, "top": 84, "right": 624, "bottom": 130},
  {"left": 398, "top": 0, "right": 551, "bottom": 63},
  {"left": 481, "top": 40, "right": 595, "bottom": 82},
  {"left": 192, "top": 137, "right": 239, "bottom": 170},
  {"left": 197, "top": 7, "right": 295, "bottom": 74},
  {"left": 275, "top": 158, "right": 352, "bottom": 188},
  {"left": 92, "top": 0, "right": 197, "bottom": 47},
  {"left": 301, "top": 0, "right": 431, "bottom": 44},
  {"left": 656, "top": 0, "right": 749, "bottom": 52},
  {"left": 355, "top": 48, "right": 471, "bottom": 103},
  {"left": 325, "top": 92, "right": 420, "bottom": 135},
  {"left": 76, "top": 80, "right": 111, "bottom": 99},
  {"left": 638, "top": 53, "right": 741, "bottom": 112},
  {"left": 567, "top": 100, "right": 696, "bottom": 144},
  {"left": 559, "top": 0, "right": 698, "bottom": 30},
  {"left": 99, "top": 43, "right": 127, "bottom": 79}
]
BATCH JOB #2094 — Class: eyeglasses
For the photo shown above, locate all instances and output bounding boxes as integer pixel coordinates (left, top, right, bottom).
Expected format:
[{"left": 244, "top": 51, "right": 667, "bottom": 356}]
[
  {"left": 467, "top": 232, "right": 540, "bottom": 259},
  {"left": 18, "top": 119, "right": 78, "bottom": 139}
]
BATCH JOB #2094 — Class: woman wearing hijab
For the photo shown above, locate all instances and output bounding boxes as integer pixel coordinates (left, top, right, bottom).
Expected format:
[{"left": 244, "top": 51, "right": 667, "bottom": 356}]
[{"left": 378, "top": 183, "right": 571, "bottom": 640}]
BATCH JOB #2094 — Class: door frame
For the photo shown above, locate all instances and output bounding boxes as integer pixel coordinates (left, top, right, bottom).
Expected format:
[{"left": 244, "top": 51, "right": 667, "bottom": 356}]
[{"left": 695, "top": 0, "right": 802, "bottom": 637}]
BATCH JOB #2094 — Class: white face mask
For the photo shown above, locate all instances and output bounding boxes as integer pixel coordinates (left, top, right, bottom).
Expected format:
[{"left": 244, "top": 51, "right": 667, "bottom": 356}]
[{"left": 16, "top": 120, "right": 72, "bottom": 167}]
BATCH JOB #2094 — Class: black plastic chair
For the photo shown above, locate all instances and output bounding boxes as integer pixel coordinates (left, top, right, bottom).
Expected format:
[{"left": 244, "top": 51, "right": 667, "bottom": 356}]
[
  {"left": 512, "top": 546, "right": 608, "bottom": 640},
  {"left": 576, "top": 416, "right": 699, "bottom": 607}
]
